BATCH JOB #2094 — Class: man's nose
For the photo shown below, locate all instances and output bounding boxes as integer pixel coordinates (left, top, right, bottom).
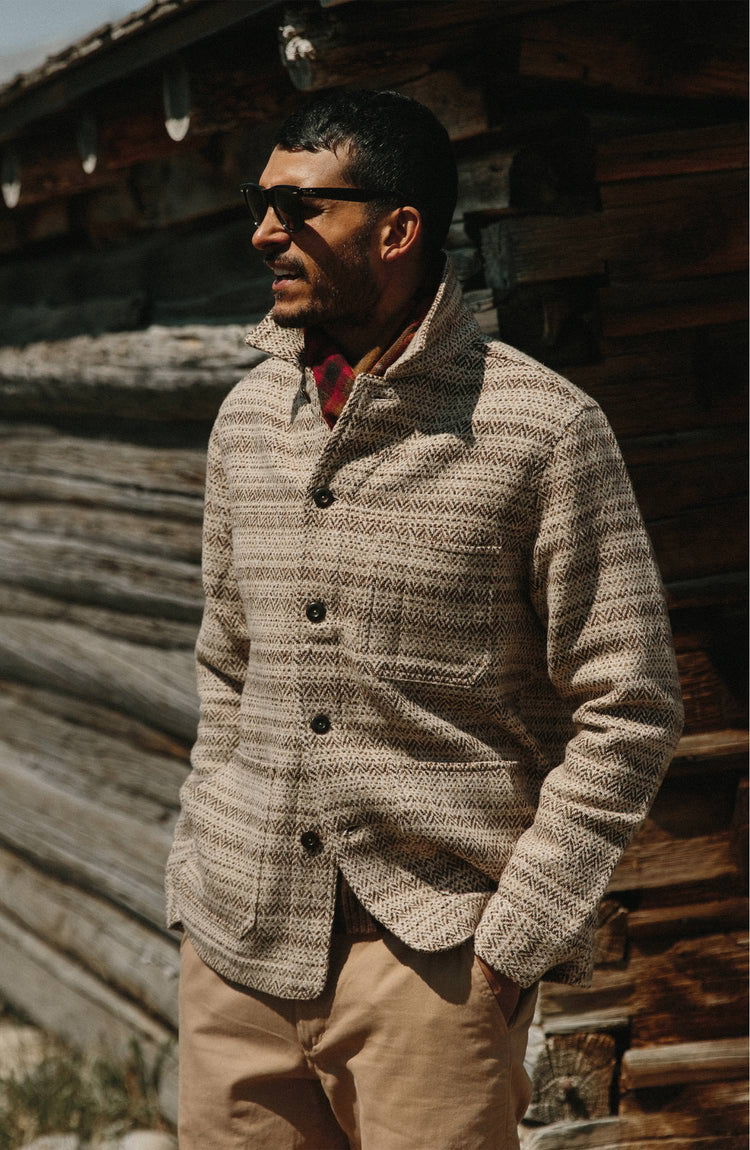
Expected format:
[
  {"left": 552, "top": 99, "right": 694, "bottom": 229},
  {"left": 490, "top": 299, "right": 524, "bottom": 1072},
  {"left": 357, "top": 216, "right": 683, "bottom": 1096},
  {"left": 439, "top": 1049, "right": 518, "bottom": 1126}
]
[{"left": 251, "top": 207, "right": 290, "bottom": 251}]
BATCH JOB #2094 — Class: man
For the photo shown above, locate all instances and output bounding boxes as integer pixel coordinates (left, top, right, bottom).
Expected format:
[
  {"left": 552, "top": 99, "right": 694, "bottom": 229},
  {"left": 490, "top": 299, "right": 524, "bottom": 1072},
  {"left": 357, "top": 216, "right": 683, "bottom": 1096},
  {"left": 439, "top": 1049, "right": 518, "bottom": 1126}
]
[{"left": 166, "top": 89, "right": 683, "bottom": 1149}]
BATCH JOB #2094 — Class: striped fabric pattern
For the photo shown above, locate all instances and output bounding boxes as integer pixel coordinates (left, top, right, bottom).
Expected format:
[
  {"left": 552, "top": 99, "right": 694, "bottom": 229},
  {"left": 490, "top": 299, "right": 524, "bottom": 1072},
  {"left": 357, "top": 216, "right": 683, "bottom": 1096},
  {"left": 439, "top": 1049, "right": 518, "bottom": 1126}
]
[{"left": 165, "top": 259, "right": 683, "bottom": 999}]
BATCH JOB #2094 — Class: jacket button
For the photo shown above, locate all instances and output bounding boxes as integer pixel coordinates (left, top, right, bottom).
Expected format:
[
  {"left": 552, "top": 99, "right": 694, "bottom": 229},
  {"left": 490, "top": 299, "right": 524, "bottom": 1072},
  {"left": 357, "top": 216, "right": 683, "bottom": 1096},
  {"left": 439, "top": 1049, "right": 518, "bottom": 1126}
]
[
  {"left": 313, "top": 486, "right": 335, "bottom": 508},
  {"left": 300, "top": 830, "right": 322, "bottom": 854},
  {"left": 310, "top": 713, "right": 330, "bottom": 734},
  {"left": 306, "top": 601, "right": 326, "bottom": 623}
]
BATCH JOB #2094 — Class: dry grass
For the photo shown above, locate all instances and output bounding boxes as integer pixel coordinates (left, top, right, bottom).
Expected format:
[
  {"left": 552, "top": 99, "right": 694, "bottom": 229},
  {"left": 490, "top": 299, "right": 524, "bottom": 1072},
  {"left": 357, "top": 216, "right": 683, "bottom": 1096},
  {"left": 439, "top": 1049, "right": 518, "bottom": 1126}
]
[{"left": 0, "top": 1034, "right": 172, "bottom": 1150}]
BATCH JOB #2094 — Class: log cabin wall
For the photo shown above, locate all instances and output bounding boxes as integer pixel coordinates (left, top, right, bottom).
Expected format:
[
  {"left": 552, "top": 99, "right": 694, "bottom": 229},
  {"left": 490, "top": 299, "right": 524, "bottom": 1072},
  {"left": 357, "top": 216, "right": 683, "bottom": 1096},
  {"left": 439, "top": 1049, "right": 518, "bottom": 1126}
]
[{"left": 0, "top": 0, "right": 746, "bottom": 1138}]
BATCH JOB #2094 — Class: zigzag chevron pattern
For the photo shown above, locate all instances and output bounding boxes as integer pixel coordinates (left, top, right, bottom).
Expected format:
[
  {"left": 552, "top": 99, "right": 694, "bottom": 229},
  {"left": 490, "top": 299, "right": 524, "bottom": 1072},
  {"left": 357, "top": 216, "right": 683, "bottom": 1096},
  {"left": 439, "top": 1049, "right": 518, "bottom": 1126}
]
[{"left": 165, "top": 259, "right": 683, "bottom": 999}]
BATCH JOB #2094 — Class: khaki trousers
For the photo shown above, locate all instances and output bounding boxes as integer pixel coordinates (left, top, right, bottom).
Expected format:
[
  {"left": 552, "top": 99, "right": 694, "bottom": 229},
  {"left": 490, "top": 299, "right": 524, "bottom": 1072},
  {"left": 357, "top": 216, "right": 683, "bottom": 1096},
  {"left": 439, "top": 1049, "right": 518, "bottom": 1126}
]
[{"left": 178, "top": 931, "right": 537, "bottom": 1150}]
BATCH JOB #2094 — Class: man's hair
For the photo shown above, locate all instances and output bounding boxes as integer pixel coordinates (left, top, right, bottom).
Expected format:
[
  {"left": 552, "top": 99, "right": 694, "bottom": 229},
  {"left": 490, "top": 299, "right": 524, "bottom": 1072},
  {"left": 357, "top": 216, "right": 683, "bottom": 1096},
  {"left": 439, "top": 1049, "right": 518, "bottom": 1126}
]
[{"left": 275, "top": 89, "right": 458, "bottom": 260}]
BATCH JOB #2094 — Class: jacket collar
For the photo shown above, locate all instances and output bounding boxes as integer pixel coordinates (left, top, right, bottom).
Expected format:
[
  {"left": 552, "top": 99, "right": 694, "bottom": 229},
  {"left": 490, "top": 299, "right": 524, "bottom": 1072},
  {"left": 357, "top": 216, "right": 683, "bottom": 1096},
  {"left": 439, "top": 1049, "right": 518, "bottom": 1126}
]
[{"left": 245, "top": 255, "right": 481, "bottom": 378}]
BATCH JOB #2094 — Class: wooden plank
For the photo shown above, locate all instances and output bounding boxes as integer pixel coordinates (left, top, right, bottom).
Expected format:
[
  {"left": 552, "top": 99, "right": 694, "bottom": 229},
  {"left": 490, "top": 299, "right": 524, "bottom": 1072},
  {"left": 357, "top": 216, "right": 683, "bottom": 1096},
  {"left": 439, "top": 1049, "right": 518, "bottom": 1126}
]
[
  {"left": 0, "top": 679, "right": 191, "bottom": 761},
  {"left": 0, "top": 743, "right": 172, "bottom": 926},
  {"left": 278, "top": 0, "right": 496, "bottom": 92},
  {"left": 620, "top": 1036, "right": 748, "bottom": 1090},
  {"left": 0, "top": 324, "right": 263, "bottom": 421},
  {"left": 569, "top": 319, "right": 747, "bottom": 436},
  {"left": 608, "top": 828, "right": 740, "bottom": 894},
  {"left": 0, "top": 502, "right": 202, "bottom": 562},
  {"left": 671, "top": 729, "right": 749, "bottom": 768},
  {"left": 647, "top": 497, "right": 747, "bottom": 582},
  {"left": 598, "top": 275, "right": 748, "bottom": 340},
  {"left": 0, "top": 909, "right": 177, "bottom": 1124},
  {"left": 628, "top": 932, "right": 748, "bottom": 1046},
  {"left": 0, "top": 424, "right": 207, "bottom": 497},
  {"left": 597, "top": 122, "right": 748, "bottom": 184},
  {"left": 618, "top": 1077, "right": 749, "bottom": 1128},
  {"left": 0, "top": 617, "right": 197, "bottom": 741},
  {"left": 481, "top": 170, "right": 747, "bottom": 290},
  {"left": 0, "top": 689, "right": 186, "bottom": 815},
  {"left": 522, "top": 1117, "right": 748, "bottom": 1150},
  {"left": 0, "top": 532, "right": 202, "bottom": 619},
  {"left": 674, "top": 646, "right": 746, "bottom": 735},
  {"left": 0, "top": 584, "right": 198, "bottom": 650},
  {"left": 0, "top": 844, "right": 179, "bottom": 1027},
  {"left": 513, "top": 2, "right": 748, "bottom": 99},
  {"left": 623, "top": 429, "right": 747, "bottom": 521},
  {"left": 628, "top": 898, "right": 748, "bottom": 943}
]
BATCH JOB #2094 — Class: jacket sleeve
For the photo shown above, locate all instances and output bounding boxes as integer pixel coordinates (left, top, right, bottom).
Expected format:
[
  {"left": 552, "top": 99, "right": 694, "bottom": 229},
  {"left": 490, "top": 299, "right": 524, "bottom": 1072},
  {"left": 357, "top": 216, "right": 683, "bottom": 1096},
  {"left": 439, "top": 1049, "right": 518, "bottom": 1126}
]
[
  {"left": 165, "top": 416, "right": 250, "bottom": 925},
  {"left": 474, "top": 403, "right": 684, "bottom": 986}
]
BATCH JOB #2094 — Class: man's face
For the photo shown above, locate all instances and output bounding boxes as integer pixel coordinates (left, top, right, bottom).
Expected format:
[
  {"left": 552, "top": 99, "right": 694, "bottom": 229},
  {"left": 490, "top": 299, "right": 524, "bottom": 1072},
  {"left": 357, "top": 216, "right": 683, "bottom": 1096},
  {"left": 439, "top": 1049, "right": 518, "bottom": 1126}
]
[{"left": 251, "top": 145, "right": 382, "bottom": 335}]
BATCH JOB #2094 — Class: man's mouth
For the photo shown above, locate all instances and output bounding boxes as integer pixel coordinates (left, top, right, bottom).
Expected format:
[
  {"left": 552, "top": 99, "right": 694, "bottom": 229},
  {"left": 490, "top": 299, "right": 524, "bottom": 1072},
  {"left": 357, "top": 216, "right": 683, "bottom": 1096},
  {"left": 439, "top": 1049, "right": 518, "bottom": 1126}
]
[{"left": 267, "top": 263, "right": 304, "bottom": 288}]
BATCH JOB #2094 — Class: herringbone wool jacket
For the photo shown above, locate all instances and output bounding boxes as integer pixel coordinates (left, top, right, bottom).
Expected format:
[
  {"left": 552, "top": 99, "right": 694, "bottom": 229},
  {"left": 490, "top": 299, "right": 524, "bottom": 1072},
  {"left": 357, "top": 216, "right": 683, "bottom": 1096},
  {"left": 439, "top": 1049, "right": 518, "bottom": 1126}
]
[{"left": 165, "top": 259, "right": 683, "bottom": 998}]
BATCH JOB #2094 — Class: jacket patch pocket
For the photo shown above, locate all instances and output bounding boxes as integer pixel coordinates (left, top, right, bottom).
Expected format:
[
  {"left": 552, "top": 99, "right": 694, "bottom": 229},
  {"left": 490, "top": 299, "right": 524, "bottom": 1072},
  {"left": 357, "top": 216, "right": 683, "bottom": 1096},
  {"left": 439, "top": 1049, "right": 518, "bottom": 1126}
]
[
  {"left": 360, "top": 543, "right": 496, "bottom": 686},
  {"left": 181, "top": 751, "right": 274, "bottom": 934}
]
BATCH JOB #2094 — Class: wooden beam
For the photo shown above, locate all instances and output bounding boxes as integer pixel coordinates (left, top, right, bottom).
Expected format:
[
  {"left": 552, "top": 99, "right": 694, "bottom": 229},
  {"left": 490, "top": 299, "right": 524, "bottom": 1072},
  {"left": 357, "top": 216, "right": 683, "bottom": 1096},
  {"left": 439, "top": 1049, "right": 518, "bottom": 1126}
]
[
  {"left": 0, "top": 617, "right": 197, "bottom": 741},
  {"left": 597, "top": 122, "right": 748, "bottom": 184},
  {"left": 481, "top": 170, "right": 748, "bottom": 291},
  {"left": 0, "top": 742, "right": 172, "bottom": 926},
  {"left": 0, "top": 325, "right": 263, "bottom": 421},
  {"left": 620, "top": 1036, "right": 748, "bottom": 1090},
  {"left": 0, "top": 532, "right": 202, "bottom": 620},
  {"left": 0, "top": 584, "right": 199, "bottom": 650},
  {"left": 0, "top": 844, "right": 179, "bottom": 1027}
]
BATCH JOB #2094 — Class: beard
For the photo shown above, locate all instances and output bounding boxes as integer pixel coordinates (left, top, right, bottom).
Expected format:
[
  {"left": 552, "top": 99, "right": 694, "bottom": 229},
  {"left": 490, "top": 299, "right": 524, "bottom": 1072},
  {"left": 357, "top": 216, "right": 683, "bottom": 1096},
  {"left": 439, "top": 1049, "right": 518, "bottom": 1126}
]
[{"left": 269, "top": 227, "right": 380, "bottom": 334}]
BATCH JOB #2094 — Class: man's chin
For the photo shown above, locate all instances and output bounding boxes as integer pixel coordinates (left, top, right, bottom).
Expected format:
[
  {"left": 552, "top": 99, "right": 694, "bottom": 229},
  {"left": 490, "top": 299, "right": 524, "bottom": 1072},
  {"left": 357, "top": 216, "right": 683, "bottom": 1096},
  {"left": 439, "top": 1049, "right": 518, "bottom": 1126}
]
[{"left": 270, "top": 301, "right": 310, "bottom": 329}]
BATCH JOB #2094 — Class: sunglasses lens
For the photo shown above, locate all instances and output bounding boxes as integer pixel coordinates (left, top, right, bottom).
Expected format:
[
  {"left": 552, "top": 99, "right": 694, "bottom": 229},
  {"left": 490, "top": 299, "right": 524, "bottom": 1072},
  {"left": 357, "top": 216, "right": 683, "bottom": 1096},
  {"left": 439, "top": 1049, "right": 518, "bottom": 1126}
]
[
  {"left": 245, "top": 186, "right": 268, "bottom": 227},
  {"left": 273, "top": 187, "right": 302, "bottom": 233}
]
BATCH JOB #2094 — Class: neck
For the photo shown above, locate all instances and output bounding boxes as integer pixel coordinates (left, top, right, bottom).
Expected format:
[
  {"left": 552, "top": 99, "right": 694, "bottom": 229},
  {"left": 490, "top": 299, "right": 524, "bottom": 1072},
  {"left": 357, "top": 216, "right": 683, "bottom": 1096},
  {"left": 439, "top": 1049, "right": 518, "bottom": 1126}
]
[{"left": 323, "top": 263, "right": 438, "bottom": 365}]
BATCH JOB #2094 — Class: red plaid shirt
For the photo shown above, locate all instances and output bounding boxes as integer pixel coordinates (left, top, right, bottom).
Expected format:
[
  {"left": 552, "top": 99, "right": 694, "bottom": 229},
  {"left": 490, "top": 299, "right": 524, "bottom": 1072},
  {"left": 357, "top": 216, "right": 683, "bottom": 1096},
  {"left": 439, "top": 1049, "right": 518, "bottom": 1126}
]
[{"left": 304, "top": 295, "right": 432, "bottom": 429}]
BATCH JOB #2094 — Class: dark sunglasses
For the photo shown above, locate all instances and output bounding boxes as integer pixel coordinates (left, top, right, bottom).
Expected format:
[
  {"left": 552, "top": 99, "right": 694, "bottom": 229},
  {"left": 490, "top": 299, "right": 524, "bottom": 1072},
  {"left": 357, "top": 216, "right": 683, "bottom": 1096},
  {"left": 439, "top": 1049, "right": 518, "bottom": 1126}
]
[{"left": 240, "top": 182, "right": 378, "bottom": 235}]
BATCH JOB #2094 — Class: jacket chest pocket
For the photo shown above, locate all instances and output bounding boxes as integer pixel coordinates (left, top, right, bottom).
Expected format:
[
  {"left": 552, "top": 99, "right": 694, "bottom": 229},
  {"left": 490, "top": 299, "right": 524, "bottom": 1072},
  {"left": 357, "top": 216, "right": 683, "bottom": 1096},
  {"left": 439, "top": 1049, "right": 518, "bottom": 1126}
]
[{"left": 359, "top": 543, "right": 496, "bottom": 686}]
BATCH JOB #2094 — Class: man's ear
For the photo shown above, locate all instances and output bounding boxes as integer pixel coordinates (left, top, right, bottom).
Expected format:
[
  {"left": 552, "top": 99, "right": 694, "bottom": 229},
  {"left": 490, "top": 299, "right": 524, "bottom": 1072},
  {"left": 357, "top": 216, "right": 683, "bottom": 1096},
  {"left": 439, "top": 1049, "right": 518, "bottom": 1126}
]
[{"left": 379, "top": 206, "right": 422, "bottom": 264}]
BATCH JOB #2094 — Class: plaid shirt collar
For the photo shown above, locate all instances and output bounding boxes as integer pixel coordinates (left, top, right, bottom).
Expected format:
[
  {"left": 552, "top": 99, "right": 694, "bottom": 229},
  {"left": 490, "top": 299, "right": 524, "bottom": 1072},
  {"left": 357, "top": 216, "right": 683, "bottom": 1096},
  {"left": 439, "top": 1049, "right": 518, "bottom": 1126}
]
[{"left": 303, "top": 292, "right": 434, "bottom": 429}]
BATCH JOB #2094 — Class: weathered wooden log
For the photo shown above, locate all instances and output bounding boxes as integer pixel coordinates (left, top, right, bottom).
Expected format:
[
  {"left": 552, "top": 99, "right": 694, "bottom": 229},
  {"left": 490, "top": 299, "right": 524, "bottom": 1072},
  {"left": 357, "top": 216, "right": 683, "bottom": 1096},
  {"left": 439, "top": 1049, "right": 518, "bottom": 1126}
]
[
  {"left": 0, "top": 679, "right": 191, "bottom": 760},
  {"left": 0, "top": 689, "right": 186, "bottom": 814},
  {"left": 0, "top": 423, "right": 207, "bottom": 497},
  {"left": 0, "top": 470, "right": 204, "bottom": 520},
  {"left": 522, "top": 1115, "right": 748, "bottom": 1150},
  {"left": 513, "top": 1, "right": 748, "bottom": 100},
  {"left": 0, "top": 909, "right": 177, "bottom": 1123},
  {"left": 628, "top": 897, "right": 749, "bottom": 944},
  {"left": 597, "top": 121, "right": 748, "bottom": 184},
  {"left": 592, "top": 899, "right": 628, "bottom": 966},
  {"left": 608, "top": 828, "right": 740, "bottom": 895},
  {"left": 0, "top": 324, "right": 264, "bottom": 419},
  {"left": 492, "top": 168, "right": 747, "bottom": 286},
  {"left": 570, "top": 320, "right": 747, "bottom": 435},
  {"left": 277, "top": 0, "right": 492, "bottom": 93},
  {"left": 0, "top": 532, "right": 202, "bottom": 619},
  {"left": 646, "top": 497, "right": 747, "bottom": 582},
  {"left": 0, "top": 501, "right": 202, "bottom": 561},
  {"left": 598, "top": 274, "right": 748, "bottom": 341},
  {"left": 628, "top": 931, "right": 749, "bottom": 1046},
  {"left": 617, "top": 1077, "right": 749, "bottom": 1131},
  {"left": 622, "top": 427, "right": 746, "bottom": 521},
  {"left": 481, "top": 170, "right": 748, "bottom": 291},
  {"left": 0, "top": 742, "right": 172, "bottom": 925},
  {"left": 0, "top": 584, "right": 199, "bottom": 650},
  {"left": 620, "top": 1035, "right": 748, "bottom": 1090},
  {"left": 0, "top": 617, "right": 197, "bottom": 740},
  {"left": 0, "top": 583, "right": 200, "bottom": 649},
  {"left": 525, "top": 1032, "right": 616, "bottom": 1124},
  {"left": 0, "top": 844, "right": 179, "bottom": 1027},
  {"left": 665, "top": 571, "right": 748, "bottom": 611}
]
